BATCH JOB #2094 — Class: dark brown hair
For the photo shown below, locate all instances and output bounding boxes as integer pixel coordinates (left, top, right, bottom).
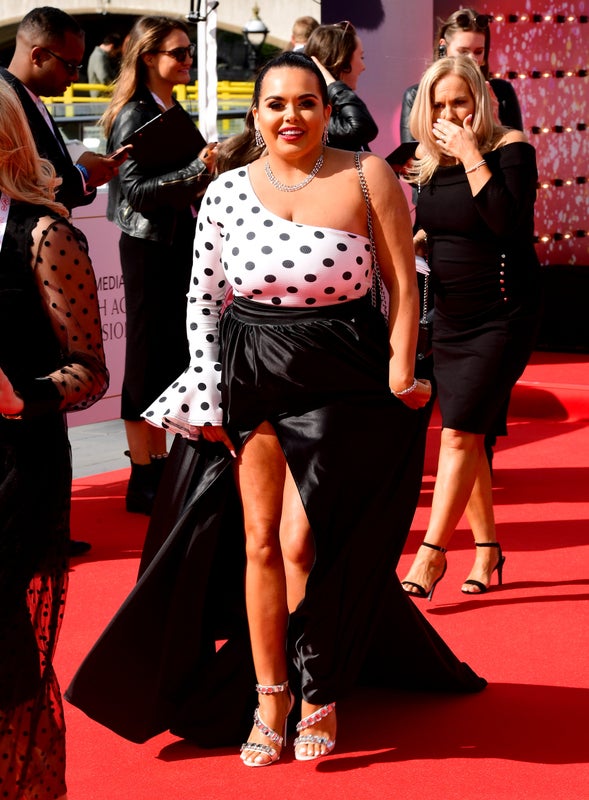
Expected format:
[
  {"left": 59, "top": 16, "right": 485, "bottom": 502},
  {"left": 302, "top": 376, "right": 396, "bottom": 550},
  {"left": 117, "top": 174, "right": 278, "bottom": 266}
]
[
  {"left": 437, "top": 7, "right": 491, "bottom": 78},
  {"left": 304, "top": 21, "right": 358, "bottom": 82}
]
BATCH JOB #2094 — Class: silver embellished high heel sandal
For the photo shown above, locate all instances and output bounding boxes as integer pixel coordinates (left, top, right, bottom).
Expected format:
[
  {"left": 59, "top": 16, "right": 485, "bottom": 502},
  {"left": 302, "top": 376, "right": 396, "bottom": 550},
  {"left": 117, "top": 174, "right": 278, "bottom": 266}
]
[
  {"left": 240, "top": 681, "right": 294, "bottom": 767},
  {"left": 294, "top": 702, "right": 336, "bottom": 762}
]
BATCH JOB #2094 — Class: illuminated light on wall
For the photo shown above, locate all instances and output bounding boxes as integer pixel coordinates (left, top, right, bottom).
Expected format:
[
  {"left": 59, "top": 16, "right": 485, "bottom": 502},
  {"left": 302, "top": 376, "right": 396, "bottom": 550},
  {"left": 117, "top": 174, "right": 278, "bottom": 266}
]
[
  {"left": 538, "top": 177, "right": 588, "bottom": 189},
  {"left": 535, "top": 230, "right": 588, "bottom": 243},
  {"left": 530, "top": 124, "right": 587, "bottom": 134},
  {"left": 478, "top": 4, "right": 588, "bottom": 264},
  {"left": 492, "top": 68, "right": 588, "bottom": 79},
  {"left": 493, "top": 13, "right": 588, "bottom": 23}
]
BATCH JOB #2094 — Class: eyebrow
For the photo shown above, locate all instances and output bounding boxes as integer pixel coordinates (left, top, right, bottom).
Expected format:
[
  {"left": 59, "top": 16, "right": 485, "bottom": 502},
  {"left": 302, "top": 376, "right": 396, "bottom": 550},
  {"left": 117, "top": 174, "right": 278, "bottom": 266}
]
[
  {"left": 434, "top": 94, "right": 470, "bottom": 103},
  {"left": 262, "top": 92, "right": 320, "bottom": 102}
]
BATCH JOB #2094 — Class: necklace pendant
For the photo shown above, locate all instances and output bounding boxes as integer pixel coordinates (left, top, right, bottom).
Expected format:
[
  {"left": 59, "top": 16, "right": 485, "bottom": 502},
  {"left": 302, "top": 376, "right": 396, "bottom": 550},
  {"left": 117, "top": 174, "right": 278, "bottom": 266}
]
[{"left": 264, "top": 152, "right": 324, "bottom": 192}]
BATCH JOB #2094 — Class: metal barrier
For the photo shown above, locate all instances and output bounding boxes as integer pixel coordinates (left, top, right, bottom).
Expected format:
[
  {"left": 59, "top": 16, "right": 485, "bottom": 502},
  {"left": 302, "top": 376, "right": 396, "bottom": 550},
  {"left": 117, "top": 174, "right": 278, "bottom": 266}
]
[
  {"left": 42, "top": 80, "right": 254, "bottom": 143},
  {"left": 41, "top": 79, "right": 254, "bottom": 109}
]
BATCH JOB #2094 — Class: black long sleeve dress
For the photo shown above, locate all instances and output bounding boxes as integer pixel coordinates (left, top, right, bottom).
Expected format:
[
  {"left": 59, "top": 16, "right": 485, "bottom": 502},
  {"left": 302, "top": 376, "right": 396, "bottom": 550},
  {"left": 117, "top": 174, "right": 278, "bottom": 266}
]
[
  {"left": 415, "top": 142, "right": 542, "bottom": 436},
  {"left": 0, "top": 202, "right": 108, "bottom": 798}
]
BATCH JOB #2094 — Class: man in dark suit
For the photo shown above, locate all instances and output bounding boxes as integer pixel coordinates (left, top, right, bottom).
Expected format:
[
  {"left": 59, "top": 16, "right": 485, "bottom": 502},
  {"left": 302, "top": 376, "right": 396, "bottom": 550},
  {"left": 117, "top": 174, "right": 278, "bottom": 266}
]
[{"left": 1, "top": 6, "right": 125, "bottom": 211}]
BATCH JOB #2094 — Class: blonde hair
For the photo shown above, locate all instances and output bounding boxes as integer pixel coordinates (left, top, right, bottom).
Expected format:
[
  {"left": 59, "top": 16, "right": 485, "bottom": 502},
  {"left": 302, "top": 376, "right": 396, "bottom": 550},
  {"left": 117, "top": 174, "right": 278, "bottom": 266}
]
[
  {"left": 101, "top": 16, "right": 189, "bottom": 136},
  {"left": 291, "top": 16, "right": 319, "bottom": 45},
  {"left": 0, "top": 82, "right": 66, "bottom": 216},
  {"left": 408, "top": 56, "right": 506, "bottom": 184}
]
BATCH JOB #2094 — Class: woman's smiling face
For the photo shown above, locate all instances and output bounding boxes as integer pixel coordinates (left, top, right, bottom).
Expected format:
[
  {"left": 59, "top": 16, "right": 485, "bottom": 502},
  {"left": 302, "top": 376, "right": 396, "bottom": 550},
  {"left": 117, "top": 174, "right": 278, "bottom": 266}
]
[{"left": 253, "top": 66, "right": 330, "bottom": 156}]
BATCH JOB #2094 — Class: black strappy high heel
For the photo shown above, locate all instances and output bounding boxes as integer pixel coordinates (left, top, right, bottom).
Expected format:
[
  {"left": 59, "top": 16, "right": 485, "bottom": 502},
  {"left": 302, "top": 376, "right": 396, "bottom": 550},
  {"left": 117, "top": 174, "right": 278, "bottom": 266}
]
[
  {"left": 401, "top": 542, "right": 448, "bottom": 601},
  {"left": 461, "top": 542, "right": 505, "bottom": 594}
]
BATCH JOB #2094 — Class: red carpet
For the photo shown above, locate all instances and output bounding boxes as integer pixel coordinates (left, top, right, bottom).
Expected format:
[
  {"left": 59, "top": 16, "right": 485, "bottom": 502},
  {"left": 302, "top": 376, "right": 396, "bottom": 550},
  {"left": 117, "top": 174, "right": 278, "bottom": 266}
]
[{"left": 57, "top": 352, "right": 589, "bottom": 799}]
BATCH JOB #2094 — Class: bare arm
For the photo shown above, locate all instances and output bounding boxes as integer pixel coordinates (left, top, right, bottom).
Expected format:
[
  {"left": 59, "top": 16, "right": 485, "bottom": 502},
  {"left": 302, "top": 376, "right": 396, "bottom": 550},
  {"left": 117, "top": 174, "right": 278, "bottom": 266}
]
[{"left": 360, "top": 154, "right": 431, "bottom": 408}]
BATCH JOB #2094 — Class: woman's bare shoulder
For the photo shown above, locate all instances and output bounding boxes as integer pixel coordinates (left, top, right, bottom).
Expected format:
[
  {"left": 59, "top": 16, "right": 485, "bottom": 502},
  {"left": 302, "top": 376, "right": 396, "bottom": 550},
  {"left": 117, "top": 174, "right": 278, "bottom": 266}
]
[{"left": 496, "top": 128, "right": 529, "bottom": 147}]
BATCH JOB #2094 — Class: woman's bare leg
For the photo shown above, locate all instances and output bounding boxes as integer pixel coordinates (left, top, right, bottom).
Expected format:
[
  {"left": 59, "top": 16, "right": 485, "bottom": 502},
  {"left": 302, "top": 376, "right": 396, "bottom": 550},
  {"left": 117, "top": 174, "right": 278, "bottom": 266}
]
[
  {"left": 402, "top": 428, "right": 485, "bottom": 594},
  {"left": 124, "top": 419, "right": 167, "bottom": 463},
  {"left": 462, "top": 452, "right": 502, "bottom": 591},
  {"left": 234, "top": 422, "right": 291, "bottom": 764}
]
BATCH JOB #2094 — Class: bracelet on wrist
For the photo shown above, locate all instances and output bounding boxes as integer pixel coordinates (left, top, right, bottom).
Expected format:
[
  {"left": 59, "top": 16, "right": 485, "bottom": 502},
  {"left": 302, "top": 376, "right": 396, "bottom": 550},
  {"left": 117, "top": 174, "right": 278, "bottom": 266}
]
[
  {"left": 392, "top": 378, "right": 418, "bottom": 397},
  {"left": 464, "top": 159, "right": 487, "bottom": 174},
  {"left": 5, "top": 378, "right": 62, "bottom": 419},
  {"left": 76, "top": 163, "right": 90, "bottom": 182},
  {"left": 2, "top": 390, "right": 23, "bottom": 419}
]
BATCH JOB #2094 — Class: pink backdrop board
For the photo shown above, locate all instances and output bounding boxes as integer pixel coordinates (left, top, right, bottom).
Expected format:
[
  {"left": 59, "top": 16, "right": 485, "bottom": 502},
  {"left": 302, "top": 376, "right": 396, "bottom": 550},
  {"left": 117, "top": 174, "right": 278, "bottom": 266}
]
[{"left": 69, "top": 190, "right": 126, "bottom": 426}]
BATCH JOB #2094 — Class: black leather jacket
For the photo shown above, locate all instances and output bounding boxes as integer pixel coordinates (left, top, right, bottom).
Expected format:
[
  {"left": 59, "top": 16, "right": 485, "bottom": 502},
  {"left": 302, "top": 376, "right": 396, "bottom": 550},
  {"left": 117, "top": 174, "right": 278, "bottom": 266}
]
[
  {"left": 400, "top": 78, "right": 523, "bottom": 143},
  {"left": 106, "top": 89, "right": 210, "bottom": 244},
  {"left": 326, "top": 81, "right": 378, "bottom": 151}
]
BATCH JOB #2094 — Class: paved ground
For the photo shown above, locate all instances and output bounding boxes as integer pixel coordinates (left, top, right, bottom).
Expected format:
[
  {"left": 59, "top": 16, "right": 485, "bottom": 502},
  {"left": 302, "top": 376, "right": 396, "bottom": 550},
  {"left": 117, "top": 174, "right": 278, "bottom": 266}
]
[
  {"left": 69, "top": 418, "right": 175, "bottom": 479},
  {"left": 68, "top": 419, "right": 129, "bottom": 479}
]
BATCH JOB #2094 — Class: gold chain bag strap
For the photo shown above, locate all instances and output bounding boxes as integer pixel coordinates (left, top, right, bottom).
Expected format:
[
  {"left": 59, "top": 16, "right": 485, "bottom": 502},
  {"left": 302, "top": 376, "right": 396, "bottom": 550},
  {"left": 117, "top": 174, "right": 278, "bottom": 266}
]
[
  {"left": 354, "top": 152, "right": 389, "bottom": 319},
  {"left": 416, "top": 176, "right": 433, "bottom": 361}
]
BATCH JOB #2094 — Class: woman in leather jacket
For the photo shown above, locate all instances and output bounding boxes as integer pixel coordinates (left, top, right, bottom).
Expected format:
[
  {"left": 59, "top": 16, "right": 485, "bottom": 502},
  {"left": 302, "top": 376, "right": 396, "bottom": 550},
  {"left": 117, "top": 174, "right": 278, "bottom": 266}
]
[
  {"left": 304, "top": 21, "right": 378, "bottom": 152},
  {"left": 102, "top": 15, "right": 216, "bottom": 514}
]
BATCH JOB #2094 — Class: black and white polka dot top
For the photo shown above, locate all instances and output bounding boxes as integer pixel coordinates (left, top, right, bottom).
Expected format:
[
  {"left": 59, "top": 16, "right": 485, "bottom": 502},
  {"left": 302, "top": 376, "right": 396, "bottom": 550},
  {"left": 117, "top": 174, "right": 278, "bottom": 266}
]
[{"left": 143, "top": 165, "right": 373, "bottom": 435}]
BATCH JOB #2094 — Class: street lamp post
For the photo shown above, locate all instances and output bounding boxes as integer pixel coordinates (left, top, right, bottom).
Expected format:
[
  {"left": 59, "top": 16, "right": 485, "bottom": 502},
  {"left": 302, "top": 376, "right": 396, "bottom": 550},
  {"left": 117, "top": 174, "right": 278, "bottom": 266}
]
[{"left": 242, "top": 5, "right": 269, "bottom": 76}]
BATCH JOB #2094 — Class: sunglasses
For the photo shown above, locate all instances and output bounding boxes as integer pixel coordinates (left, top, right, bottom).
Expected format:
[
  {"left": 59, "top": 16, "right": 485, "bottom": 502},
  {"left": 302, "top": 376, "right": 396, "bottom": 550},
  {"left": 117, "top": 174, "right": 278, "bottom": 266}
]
[
  {"left": 154, "top": 44, "right": 196, "bottom": 63},
  {"left": 334, "top": 20, "right": 354, "bottom": 36},
  {"left": 38, "top": 46, "right": 83, "bottom": 76},
  {"left": 455, "top": 13, "right": 491, "bottom": 29}
]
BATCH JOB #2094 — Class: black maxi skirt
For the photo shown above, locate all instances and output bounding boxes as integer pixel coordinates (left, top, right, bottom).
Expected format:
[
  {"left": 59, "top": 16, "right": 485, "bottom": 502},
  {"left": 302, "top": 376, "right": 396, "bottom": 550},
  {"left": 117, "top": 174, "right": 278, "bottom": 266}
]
[{"left": 66, "top": 294, "right": 485, "bottom": 746}]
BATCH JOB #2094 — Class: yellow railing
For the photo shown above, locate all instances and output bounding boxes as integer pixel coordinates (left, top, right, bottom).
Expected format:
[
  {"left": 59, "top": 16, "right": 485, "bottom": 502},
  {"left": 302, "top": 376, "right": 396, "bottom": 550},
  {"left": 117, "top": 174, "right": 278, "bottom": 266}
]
[
  {"left": 41, "top": 80, "right": 254, "bottom": 143},
  {"left": 42, "top": 80, "right": 255, "bottom": 106}
]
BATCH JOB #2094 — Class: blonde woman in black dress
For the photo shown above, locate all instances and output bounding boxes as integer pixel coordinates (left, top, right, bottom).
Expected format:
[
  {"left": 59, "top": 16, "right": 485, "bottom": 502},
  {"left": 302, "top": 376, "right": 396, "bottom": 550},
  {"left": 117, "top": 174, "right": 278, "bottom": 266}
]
[{"left": 401, "top": 56, "right": 541, "bottom": 600}]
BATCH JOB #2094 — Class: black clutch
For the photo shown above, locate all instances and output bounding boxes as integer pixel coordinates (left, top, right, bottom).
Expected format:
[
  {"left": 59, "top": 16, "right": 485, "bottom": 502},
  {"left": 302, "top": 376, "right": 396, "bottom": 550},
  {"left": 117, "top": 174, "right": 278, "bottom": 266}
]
[{"left": 122, "top": 103, "right": 206, "bottom": 173}]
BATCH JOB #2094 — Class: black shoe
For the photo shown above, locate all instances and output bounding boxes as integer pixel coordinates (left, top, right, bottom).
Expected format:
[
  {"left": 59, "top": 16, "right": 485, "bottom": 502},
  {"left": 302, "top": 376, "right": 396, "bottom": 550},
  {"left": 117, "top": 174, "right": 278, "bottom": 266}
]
[
  {"left": 68, "top": 539, "right": 92, "bottom": 557},
  {"left": 461, "top": 542, "right": 505, "bottom": 594},
  {"left": 401, "top": 542, "right": 448, "bottom": 601},
  {"left": 124, "top": 452, "right": 167, "bottom": 515}
]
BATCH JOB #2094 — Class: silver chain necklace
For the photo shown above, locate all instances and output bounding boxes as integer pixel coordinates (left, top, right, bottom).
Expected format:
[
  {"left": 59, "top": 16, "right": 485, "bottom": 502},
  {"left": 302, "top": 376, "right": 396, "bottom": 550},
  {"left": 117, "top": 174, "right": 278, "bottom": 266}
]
[{"left": 264, "top": 151, "right": 324, "bottom": 192}]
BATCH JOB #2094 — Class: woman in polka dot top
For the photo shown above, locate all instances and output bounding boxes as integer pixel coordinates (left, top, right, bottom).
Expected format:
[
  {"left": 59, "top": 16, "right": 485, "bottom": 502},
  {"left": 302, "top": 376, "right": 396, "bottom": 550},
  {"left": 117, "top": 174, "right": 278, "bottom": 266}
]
[{"left": 67, "top": 52, "right": 486, "bottom": 766}]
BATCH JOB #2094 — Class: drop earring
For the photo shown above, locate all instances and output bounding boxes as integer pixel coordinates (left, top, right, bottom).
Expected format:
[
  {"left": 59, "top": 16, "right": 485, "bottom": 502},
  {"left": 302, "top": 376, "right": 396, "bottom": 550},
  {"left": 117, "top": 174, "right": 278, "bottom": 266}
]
[
  {"left": 322, "top": 126, "right": 329, "bottom": 145},
  {"left": 255, "top": 128, "right": 265, "bottom": 147}
]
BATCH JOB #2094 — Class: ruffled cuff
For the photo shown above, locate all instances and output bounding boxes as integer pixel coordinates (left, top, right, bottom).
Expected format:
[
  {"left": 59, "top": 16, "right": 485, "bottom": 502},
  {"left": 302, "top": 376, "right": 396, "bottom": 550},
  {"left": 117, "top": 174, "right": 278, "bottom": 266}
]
[{"left": 142, "top": 363, "right": 223, "bottom": 433}]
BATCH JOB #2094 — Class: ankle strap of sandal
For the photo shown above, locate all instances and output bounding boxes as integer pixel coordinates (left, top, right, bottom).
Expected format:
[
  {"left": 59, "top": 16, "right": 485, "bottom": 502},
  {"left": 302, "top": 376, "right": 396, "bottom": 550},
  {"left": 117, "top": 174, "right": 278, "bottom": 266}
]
[
  {"left": 422, "top": 541, "right": 447, "bottom": 554},
  {"left": 256, "top": 681, "right": 289, "bottom": 695},
  {"left": 474, "top": 542, "right": 501, "bottom": 548}
]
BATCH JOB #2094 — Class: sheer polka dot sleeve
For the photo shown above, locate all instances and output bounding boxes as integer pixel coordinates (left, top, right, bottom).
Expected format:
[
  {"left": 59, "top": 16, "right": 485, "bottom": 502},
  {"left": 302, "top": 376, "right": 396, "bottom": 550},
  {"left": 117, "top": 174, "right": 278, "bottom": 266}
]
[
  {"left": 143, "top": 193, "right": 227, "bottom": 435},
  {"left": 31, "top": 216, "right": 109, "bottom": 412}
]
